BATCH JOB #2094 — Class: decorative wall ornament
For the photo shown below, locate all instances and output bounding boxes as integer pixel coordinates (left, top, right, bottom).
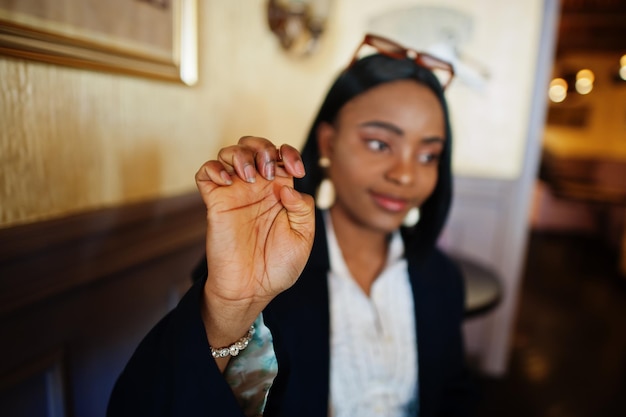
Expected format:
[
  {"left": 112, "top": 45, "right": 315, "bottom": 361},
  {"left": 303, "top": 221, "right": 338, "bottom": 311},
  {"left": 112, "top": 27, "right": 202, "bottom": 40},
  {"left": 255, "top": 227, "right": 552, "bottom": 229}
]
[{"left": 267, "top": 0, "right": 332, "bottom": 57}]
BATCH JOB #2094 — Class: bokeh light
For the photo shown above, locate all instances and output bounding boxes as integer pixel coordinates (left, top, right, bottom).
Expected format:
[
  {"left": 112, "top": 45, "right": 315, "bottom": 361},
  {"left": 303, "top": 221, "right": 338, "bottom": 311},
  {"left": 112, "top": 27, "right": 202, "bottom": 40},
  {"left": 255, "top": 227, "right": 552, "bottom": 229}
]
[
  {"left": 575, "top": 69, "right": 594, "bottom": 94},
  {"left": 549, "top": 78, "right": 568, "bottom": 103}
]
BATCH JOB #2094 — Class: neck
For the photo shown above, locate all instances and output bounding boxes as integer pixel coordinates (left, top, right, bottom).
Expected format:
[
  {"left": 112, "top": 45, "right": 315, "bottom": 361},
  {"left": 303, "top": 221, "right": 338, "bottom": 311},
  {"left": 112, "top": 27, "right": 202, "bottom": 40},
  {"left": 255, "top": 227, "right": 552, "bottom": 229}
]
[{"left": 328, "top": 207, "right": 390, "bottom": 296}]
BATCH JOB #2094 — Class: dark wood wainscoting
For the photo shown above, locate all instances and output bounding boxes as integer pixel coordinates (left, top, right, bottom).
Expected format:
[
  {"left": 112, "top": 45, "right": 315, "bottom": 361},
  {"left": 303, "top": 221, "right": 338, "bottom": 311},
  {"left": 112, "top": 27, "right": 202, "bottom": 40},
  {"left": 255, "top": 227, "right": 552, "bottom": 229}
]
[{"left": 0, "top": 193, "right": 207, "bottom": 417}]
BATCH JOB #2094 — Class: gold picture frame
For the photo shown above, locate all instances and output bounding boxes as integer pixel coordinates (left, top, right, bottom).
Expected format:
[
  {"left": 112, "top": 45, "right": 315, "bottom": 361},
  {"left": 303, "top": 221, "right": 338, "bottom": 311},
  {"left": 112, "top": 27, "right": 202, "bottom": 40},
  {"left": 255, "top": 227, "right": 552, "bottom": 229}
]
[{"left": 0, "top": 0, "right": 197, "bottom": 85}]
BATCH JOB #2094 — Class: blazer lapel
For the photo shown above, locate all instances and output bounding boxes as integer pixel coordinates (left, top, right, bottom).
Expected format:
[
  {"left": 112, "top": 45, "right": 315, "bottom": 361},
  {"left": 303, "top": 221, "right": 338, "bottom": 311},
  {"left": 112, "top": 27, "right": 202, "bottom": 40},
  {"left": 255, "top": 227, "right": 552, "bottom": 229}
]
[
  {"left": 264, "top": 210, "right": 331, "bottom": 417},
  {"left": 409, "top": 256, "right": 436, "bottom": 417}
]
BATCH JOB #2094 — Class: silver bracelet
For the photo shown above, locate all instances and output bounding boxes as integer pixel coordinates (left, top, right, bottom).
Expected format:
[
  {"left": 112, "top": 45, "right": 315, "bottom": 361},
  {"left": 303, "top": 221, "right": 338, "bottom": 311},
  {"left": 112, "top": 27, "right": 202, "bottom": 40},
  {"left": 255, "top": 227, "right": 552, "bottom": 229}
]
[{"left": 210, "top": 325, "right": 256, "bottom": 358}]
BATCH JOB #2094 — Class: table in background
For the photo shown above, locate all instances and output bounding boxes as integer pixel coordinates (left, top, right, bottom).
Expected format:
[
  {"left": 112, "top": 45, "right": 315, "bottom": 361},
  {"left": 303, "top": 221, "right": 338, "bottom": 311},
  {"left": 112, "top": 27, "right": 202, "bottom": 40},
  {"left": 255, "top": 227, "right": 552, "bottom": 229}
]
[{"left": 449, "top": 254, "right": 503, "bottom": 318}]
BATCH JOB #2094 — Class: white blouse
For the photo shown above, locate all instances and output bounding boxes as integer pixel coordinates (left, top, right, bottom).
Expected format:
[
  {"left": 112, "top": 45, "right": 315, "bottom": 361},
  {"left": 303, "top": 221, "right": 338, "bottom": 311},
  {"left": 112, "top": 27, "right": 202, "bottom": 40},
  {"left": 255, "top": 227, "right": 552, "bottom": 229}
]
[
  {"left": 325, "top": 211, "right": 419, "bottom": 417},
  {"left": 225, "top": 212, "right": 419, "bottom": 417}
]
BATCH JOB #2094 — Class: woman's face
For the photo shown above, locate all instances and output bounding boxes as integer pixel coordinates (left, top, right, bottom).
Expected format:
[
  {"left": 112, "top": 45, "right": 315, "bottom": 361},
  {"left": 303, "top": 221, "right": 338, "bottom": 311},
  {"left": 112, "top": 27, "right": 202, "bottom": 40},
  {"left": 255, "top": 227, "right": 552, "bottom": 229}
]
[{"left": 318, "top": 79, "right": 446, "bottom": 234}]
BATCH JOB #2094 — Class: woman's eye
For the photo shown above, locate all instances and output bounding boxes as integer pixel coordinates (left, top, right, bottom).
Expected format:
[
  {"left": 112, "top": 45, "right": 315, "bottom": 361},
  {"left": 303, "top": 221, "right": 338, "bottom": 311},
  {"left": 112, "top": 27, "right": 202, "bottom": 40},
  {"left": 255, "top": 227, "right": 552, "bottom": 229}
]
[
  {"left": 365, "top": 139, "right": 389, "bottom": 152},
  {"left": 418, "top": 152, "right": 441, "bottom": 164}
]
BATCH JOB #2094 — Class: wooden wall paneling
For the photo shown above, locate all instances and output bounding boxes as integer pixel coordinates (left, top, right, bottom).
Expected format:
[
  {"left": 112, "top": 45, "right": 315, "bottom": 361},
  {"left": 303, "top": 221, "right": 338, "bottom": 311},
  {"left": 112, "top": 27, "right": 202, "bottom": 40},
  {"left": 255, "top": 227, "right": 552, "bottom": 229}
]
[
  {"left": 0, "top": 192, "right": 207, "bottom": 417},
  {"left": 441, "top": 177, "right": 513, "bottom": 365},
  {"left": 441, "top": 178, "right": 509, "bottom": 265},
  {"left": 0, "top": 349, "right": 69, "bottom": 417}
]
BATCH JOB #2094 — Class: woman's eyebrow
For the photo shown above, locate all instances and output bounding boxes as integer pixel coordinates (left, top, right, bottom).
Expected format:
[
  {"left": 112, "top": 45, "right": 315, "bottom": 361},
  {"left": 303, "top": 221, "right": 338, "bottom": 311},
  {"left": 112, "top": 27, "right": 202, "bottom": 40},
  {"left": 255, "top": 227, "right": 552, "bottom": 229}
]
[
  {"left": 421, "top": 136, "right": 446, "bottom": 145},
  {"left": 359, "top": 121, "right": 446, "bottom": 145},
  {"left": 358, "top": 120, "right": 404, "bottom": 136}
]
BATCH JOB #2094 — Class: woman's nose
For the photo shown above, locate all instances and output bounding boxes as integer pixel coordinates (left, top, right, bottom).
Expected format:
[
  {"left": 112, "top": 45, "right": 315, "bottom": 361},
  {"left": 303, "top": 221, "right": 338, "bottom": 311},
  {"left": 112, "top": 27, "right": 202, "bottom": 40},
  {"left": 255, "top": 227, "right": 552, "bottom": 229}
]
[{"left": 385, "top": 156, "right": 415, "bottom": 186}]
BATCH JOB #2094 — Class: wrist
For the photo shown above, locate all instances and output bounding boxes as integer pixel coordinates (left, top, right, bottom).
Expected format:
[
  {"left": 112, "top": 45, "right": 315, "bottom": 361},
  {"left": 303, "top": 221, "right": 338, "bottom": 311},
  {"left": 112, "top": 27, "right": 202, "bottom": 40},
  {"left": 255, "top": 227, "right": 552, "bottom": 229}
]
[{"left": 201, "top": 287, "right": 267, "bottom": 351}]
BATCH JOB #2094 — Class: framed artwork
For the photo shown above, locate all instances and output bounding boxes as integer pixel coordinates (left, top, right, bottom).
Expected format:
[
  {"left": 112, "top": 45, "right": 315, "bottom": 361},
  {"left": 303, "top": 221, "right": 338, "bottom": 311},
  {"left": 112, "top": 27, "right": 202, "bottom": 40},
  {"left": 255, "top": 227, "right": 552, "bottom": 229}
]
[{"left": 0, "top": 0, "right": 197, "bottom": 85}]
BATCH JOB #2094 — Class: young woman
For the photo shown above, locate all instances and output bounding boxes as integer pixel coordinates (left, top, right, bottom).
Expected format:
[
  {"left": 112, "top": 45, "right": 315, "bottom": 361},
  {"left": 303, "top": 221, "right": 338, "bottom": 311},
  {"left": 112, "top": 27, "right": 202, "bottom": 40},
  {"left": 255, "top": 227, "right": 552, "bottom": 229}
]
[{"left": 108, "top": 34, "right": 475, "bottom": 417}]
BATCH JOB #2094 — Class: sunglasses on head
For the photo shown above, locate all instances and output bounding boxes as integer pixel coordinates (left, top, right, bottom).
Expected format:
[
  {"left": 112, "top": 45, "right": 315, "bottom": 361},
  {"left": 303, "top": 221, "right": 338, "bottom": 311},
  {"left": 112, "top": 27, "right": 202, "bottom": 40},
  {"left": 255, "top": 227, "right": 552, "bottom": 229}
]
[{"left": 347, "top": 33, "right": 455, "bottom": 90}]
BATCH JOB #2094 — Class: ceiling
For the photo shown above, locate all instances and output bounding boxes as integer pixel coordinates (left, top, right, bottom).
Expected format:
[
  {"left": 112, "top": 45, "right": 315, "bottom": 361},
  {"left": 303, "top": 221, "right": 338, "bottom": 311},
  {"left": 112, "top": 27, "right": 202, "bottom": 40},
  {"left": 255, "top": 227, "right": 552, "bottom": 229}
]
[{"left": 557, "top": 0, "right": 626, "bottom": 55}]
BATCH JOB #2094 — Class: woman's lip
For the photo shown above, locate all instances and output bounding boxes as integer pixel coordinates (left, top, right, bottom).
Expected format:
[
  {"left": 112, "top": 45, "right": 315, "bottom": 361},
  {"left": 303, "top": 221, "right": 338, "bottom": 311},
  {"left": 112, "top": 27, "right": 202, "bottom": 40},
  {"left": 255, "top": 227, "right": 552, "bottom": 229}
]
[{"left": 370, "top": 192, "right": 411, "bottom": 213}]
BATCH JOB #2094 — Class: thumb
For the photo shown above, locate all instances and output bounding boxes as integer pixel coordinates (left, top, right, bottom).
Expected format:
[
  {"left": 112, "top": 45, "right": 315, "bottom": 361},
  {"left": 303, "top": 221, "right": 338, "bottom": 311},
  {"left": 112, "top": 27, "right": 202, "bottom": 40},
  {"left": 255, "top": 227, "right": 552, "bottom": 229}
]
[{"left": 280, "top": 186, "right": 315, "bottom": 240}]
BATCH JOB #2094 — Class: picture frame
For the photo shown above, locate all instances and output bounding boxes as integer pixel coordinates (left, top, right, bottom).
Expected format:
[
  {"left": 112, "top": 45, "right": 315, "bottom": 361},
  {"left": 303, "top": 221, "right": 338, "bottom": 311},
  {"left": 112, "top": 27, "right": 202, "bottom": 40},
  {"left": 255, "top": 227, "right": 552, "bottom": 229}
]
[{"left": 0, "top": 0, "right": 197, "bottom": 85}]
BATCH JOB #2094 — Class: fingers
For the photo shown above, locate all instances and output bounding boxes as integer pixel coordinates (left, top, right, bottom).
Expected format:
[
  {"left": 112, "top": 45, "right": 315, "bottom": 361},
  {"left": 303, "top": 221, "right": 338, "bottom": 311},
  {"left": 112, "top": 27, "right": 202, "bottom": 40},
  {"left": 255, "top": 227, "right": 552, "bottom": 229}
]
[
  {"left": 216, "top": 137, "right": 305, "bottom": 184},
  {"left": 277, "top": 144, "right": 306, "bottom": 179},
  {"left": 195, "top": 137, "right": 307, "bottom": 204},
  {"left": 196, "top": 160, "right": 233, "bottom": 184},
  {"left": 280, "top": 186, "right": 315, "bottom": 240},
  {"left": 195, "top": 160, "right": 233, "bottom": 200}
]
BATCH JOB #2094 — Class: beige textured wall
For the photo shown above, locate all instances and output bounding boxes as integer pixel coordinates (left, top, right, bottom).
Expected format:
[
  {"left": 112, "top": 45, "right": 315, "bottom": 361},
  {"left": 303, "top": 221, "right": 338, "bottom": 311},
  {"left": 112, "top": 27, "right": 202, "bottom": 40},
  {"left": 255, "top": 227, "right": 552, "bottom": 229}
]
[
  {"left": 0, "top": 0, "right": 544, "bottom": 228},
  {"left": 0, "top": 0, "right": 338, "bottom": 227}
]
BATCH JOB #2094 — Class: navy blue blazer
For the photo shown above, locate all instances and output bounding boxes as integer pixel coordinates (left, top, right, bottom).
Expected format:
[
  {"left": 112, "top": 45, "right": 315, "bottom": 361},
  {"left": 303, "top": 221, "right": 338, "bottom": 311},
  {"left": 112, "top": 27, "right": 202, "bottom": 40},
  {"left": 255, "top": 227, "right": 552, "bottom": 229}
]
[{"left": 108, "top": 210, "right": 475, "bottom": 416}]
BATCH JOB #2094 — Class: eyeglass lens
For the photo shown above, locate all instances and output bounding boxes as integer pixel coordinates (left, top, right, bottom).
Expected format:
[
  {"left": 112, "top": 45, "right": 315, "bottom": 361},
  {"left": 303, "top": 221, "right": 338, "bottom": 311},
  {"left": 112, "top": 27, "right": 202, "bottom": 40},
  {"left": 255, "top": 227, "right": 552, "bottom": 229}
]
[{"left": 356, "top": 35, "right": 452, "bottom": 89}]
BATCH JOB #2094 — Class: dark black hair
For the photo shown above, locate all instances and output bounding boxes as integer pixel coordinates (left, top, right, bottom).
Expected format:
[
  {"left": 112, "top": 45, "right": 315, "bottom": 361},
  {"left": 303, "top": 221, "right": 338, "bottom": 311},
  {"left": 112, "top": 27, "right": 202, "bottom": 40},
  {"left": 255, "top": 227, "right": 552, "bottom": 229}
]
[{"left": 294, "top": 54, "right": 454, "bottom": 259}]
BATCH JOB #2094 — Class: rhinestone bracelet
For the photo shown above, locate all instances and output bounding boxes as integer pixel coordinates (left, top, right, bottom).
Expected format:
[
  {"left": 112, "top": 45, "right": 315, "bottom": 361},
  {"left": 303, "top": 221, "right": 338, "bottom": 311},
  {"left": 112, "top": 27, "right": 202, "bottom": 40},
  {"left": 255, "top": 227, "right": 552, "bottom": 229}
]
[{"left": 210, "top": 325, "right": 255, "bottom": 358}]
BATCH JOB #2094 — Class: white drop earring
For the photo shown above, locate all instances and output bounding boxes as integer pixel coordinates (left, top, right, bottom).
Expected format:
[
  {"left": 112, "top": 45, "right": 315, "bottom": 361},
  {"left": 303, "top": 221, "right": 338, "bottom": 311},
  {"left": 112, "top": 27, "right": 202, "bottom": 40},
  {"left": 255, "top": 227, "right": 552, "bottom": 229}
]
[
  {"left": 316, "top": 178, "right": 335, "bottom": 210},
  {"left": 316, "top": 157, "right": 335, "bottom": 210},
  {"left": 402, "top": 207, "right": 420, "bottom": 227}
]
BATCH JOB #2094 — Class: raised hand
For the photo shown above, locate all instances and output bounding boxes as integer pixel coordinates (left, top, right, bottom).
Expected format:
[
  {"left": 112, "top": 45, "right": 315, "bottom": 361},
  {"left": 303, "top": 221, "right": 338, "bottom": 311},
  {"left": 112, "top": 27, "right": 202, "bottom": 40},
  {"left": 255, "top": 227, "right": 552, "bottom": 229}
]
[{"left": 194, "top": 137, "right": 315, "bottom": 363}]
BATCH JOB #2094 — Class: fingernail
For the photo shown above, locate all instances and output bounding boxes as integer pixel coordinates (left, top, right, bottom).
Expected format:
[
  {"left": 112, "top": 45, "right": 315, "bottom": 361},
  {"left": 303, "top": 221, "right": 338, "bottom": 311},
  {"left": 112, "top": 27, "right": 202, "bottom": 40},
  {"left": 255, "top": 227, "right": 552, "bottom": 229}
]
[
  {"left": 244, "top": 164, "right": 256, "bottom": 183},
  {"left": 264, "top": 161, "right": 275, "bottom": 180},
  {"left": 295, "top": 160, "right": 305, "bottom": 177},
  {"left": 220, "top": 170, "right": 233, "bottom": 185}
]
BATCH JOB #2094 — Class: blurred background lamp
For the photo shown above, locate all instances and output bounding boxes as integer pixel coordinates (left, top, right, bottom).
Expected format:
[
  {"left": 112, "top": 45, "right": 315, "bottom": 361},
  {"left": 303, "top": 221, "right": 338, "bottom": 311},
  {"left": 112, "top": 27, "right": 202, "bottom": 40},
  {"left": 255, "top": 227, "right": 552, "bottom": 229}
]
[
  {"left": 575, "top": 77, "right": 593, "bottom": 94},
  {"left": 549, "top": 78, "right": 568, "bottom": 103},
  {"left": 576, "top": 68, "right": 595, "bottom": 83}
]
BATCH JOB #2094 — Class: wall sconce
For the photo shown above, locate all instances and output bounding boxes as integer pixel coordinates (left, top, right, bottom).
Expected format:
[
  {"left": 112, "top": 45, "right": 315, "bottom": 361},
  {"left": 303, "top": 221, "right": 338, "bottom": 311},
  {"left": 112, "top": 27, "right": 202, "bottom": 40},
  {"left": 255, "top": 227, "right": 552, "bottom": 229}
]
[{"left": 267, "top": 0, "right": 332, "bottom": 57}]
